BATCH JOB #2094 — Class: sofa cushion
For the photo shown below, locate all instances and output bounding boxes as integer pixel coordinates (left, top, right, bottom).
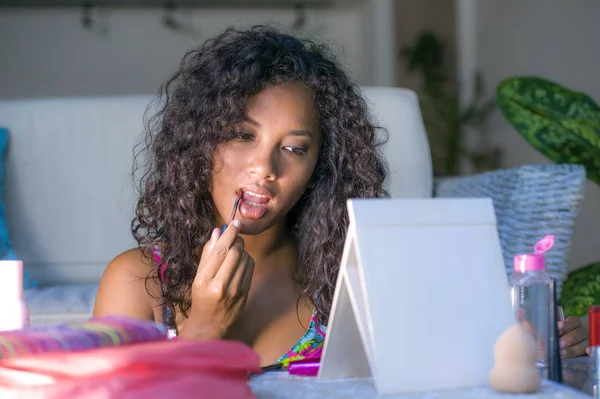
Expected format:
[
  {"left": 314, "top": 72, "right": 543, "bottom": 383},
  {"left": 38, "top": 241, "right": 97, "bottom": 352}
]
[
  {"left": 362, "top": 87, "right": 433, "bottom": 199},
  {"left": 24, "top": 284, "right": 98, "bottom": 327},
  {"left": 434, "top": 164, "right": 586, "bottom": 287}
]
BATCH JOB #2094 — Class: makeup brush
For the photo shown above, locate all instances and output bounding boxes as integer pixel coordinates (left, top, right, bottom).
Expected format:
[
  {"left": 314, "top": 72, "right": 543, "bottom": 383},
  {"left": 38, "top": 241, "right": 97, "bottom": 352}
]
[{"left": 220, "top": 189, "right": 243, "bottom": 234}]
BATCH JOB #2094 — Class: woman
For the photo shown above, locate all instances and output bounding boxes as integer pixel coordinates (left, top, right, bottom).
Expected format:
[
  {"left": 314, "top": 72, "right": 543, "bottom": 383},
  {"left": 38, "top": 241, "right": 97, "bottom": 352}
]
[
  {"left": 94, "top": 25, "right": 387, "bottom": 367},
  {"left": 94, "top": 25, "right": 588, "bottom": 366}
]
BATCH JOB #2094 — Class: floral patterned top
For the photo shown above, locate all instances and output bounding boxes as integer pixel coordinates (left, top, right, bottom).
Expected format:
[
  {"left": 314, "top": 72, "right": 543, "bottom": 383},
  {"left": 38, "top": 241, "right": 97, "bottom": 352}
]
[{"left": 153, "top": 246, "right": 326, "bottom": 366}]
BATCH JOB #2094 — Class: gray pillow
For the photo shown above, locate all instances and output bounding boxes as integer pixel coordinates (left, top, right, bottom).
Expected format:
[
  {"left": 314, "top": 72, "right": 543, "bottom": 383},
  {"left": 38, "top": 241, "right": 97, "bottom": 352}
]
[{"left": 434, "top": 164, "right": 586, "bottom": 288}]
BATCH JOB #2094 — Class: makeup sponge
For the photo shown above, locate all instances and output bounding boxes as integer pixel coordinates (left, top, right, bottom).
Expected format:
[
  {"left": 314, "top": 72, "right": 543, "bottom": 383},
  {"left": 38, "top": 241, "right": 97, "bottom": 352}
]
[{"left": 489, "top": 324, "right": 541, "bottom": 393}]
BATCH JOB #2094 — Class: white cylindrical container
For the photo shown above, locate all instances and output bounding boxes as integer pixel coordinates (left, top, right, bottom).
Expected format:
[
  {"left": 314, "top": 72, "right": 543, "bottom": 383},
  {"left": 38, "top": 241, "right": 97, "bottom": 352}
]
[{"left": 0, "top": 260, "right": 30, "bottom": 331}]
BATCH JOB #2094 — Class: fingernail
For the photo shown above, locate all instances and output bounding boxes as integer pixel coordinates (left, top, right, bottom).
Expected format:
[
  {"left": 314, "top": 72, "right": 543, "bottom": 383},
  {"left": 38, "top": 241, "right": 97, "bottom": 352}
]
[
  {"left": 558, "top": 321, "right": 564, "bottom": 330},
  {"left": 232, "top": 219, "right": 241, "bottom": 228},
  {"left": 560, "top": 340, "right": 566, "bottom": 348},
  {"left": 560, "top": 349, "right": 567, "bottom": 357}
]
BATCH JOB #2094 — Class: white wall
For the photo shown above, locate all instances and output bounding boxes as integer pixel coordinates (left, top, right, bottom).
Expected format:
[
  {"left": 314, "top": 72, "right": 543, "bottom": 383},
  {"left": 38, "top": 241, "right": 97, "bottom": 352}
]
[
  {"left": 0, "top": 3, "right": 401, "bottom": 285},
  {"left": 472, "top": 0, "right": 600, "bottom": 272},
  {"left": 0, "top": 6, "right": 367, "bottom": 99}
]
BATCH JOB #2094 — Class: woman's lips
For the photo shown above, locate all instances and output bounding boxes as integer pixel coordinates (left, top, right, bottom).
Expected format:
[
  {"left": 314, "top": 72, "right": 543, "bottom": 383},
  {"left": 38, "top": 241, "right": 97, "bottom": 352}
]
[
  {"left": 239, "top": 187, "right": 271, "bottom": 219},
  {"left": 239, "top": 199, "right": 269, "bottom": 219},
  {"left": 242, "top": 190, "right": 270, "bottom": 204}
]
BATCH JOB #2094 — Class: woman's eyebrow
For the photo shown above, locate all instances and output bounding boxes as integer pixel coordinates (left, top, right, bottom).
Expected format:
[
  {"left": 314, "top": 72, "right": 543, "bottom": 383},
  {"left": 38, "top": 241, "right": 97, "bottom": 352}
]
[
  {"left": 245, "top": 116, "right": 314, "bottom": 138},
  {"left": 288, "top": 129, "right": 313, "bottom": 138},
  {"left": 245, "top": 116, "right": 261, "bottom": 126}
]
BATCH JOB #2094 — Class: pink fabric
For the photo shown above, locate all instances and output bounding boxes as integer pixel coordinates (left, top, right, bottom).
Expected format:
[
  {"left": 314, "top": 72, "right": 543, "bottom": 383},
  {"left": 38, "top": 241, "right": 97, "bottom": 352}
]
[
  {"left": 0, "top": 339, "right": 260, "bottom": 399},
  {"left": 152, "top": 246, "right": 166, "bottom": 282}
]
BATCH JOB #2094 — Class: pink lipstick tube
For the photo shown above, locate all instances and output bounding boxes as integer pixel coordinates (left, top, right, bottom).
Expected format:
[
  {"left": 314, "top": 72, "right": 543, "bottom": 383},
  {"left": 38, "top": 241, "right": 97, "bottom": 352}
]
[
  {"left": 288, "top": 358, "right": 320, "bottom": 377},
  {"left": 589, "top": 305, "right": 600, "bottom": 398}
]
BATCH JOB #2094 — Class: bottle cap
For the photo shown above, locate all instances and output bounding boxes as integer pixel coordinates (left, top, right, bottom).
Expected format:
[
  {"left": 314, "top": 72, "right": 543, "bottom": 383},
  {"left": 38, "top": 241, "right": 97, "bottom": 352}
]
[
  {"left": 514, "top": 235, "right": 555, "bottom": 272},
  {"left": 514, "top": 253, "right": 544, "bottom": 272},
  {"left": 589, "top": 305, "right": 600, "bottom": 347},
  {"left": 0, "top": 260, "right": 24, "bottom": 301}
]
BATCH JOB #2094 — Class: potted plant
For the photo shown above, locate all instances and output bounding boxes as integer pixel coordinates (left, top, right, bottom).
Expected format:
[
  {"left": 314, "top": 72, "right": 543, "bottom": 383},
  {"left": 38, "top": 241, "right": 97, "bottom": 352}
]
[{"left": 496, "top": 76, "right": 600, "bottom": 317}]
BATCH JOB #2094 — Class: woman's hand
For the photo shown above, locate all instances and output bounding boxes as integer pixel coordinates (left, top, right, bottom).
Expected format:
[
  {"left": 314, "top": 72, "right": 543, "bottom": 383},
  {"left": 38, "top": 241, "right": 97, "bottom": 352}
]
[
  {"left": 179, "top": 219, "right": 255, "bottom": 340},
  {"left": 562, "top": 360, "right": 590, "bottom": 391},
  {"left": 558, "top": 316, "right": 588, "bottom": 358}
]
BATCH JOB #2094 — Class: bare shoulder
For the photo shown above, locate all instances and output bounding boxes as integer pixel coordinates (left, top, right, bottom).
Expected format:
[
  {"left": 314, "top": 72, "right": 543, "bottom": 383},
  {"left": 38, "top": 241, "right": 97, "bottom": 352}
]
[{"left": 93, "top": 247, "right": 162, "bottom": 320}]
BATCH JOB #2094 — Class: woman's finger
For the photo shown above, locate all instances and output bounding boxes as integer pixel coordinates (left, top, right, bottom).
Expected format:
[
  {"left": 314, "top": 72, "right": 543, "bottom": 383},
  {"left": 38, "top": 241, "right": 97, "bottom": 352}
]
[
  {"left": 562, "top": 359, "right": 590, "bottom": 372},
  {"left": 561, "top": 326, "right": 588, "bottom": 350},
  {"left": 227, "top": 252, "right": 250, "bottom": 297},
  {"left": 197, "top": 220, "right": 242, "bottom": 279},
  {"left": 560, "top": 316, "right": 582, "bottom": 335},
  {"left": 562, "top": 339, "right": 589, "bottom": 359},
  {"left": 562, "top": 365, "right": 589, "bottom": 390},
  {"left": 194, "top": 228, "right": 219, "bottom": 282},
  {"left": 212, "top": 237, "right": 245, "bottom": 286},
  {"left": 199, "top": 228, "right": 220, "bottom": 260}
]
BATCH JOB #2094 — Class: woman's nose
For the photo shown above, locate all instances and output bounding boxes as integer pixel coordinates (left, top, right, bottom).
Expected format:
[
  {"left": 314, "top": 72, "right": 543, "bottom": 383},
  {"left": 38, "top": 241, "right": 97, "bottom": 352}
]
[{"left": 247, "top": 147, "right": 279, "bottom": 181}]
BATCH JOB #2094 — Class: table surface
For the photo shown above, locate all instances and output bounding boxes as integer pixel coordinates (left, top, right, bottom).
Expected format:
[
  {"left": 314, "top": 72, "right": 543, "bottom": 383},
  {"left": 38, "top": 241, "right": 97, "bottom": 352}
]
[{"left": 249, "top": 356, "right": 595, "bottom": 399}]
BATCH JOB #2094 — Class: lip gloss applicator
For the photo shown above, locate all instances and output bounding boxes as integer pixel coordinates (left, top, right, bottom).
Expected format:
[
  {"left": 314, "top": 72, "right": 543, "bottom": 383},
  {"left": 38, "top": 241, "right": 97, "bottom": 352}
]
[{"left": 220, "top": 189, "right": 243, "bottom": 234}]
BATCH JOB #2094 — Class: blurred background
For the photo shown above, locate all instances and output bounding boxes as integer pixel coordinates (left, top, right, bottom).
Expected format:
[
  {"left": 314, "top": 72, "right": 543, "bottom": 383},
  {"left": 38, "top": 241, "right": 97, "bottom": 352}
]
[{"left": 0, "top": 0, "right": 598, "bottom": 275}]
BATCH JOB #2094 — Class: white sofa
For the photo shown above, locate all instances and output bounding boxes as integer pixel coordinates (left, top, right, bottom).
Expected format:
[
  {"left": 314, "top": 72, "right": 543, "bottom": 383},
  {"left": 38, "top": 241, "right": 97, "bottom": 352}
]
[{"left": 0, "top": 87, "right": 434, "bottom": 327}]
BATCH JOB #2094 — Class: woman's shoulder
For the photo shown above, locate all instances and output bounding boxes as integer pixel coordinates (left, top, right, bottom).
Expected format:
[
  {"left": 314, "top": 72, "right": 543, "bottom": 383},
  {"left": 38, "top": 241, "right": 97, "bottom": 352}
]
[
  {"left": 103, "top": 247, "right": 159, "bottom": 283},
  {"left": 93, "top": 247, "right": 162, "bottom": 319}
]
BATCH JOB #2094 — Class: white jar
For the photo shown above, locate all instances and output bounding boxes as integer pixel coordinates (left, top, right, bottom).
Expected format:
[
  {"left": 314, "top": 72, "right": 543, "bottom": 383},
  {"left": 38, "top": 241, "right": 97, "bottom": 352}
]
[{"left": 0, "top": 260, "right": 30, "bottom": 331}]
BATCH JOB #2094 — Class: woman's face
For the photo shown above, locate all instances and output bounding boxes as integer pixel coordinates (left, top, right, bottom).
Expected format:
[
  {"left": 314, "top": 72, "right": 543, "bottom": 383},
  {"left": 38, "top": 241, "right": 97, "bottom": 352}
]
[{"left": 211, "top": 82, "right": 322, "bottom": 235}]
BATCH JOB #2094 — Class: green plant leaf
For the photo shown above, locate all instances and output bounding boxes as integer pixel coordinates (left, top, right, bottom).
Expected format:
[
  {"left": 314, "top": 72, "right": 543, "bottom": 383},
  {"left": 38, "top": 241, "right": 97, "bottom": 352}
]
[
  {"left": 496, "top": 76, "right": 600, "bottom": 185},
  {"left": 560, "top": 262, "right": 600, "bottom": 317}
]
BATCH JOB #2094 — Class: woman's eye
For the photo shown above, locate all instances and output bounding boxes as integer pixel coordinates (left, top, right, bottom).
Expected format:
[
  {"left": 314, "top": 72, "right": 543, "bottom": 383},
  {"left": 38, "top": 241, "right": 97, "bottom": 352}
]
[
  {"left": 284, "top": 146, "right": 307, "bottom": 156},
  {"left": 233, "top": 131, "right": 254, "bottom": 141}
]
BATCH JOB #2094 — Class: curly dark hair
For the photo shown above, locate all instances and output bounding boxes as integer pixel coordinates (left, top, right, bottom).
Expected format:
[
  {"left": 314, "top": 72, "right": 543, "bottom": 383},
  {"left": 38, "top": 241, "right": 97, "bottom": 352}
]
[{"left": 132, "top": 25, "right": 388, "bottom": 325}]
